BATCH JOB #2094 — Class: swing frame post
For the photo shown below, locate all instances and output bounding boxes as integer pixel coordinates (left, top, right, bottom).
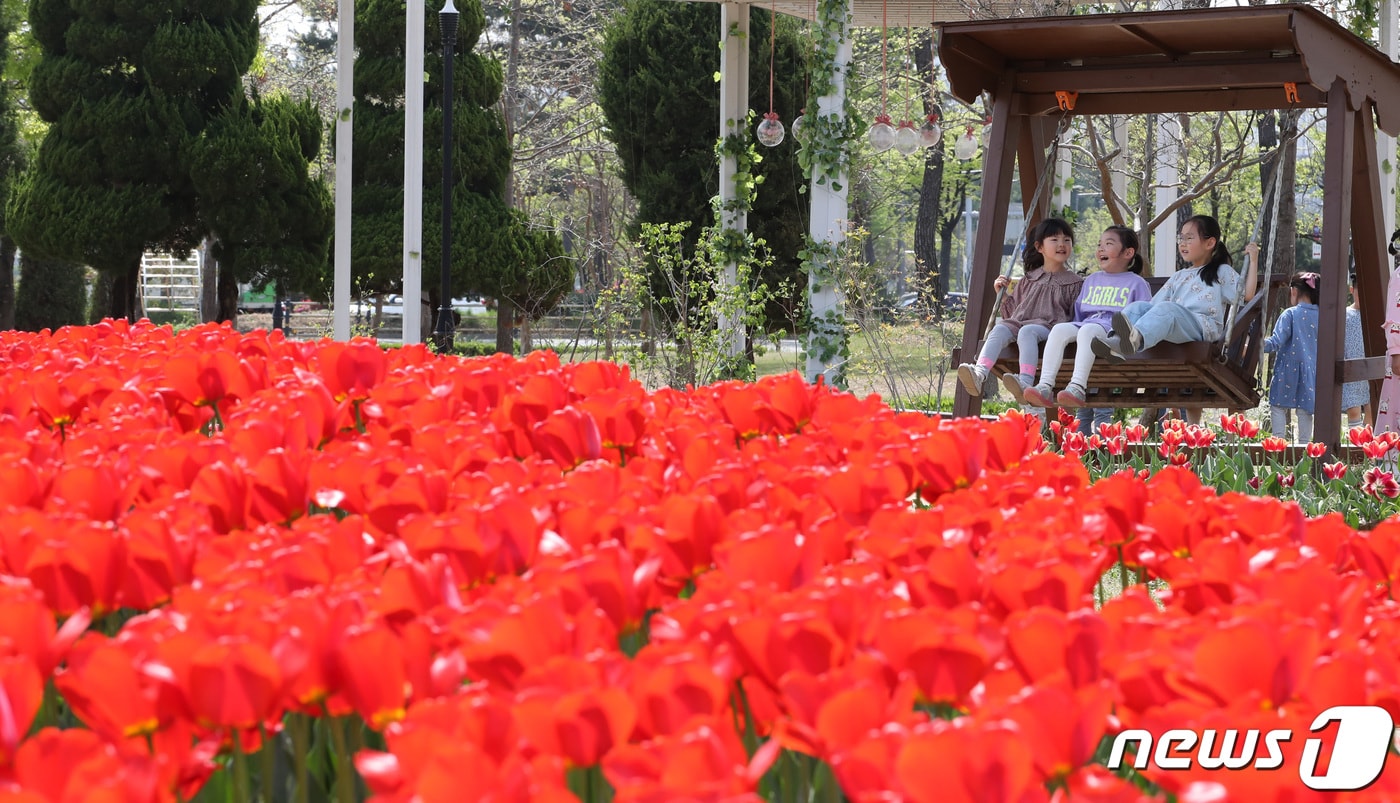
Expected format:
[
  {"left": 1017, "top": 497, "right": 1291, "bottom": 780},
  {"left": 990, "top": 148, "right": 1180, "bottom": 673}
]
[
  {"left": 954, "top": 73, "right": 1021, "bottom": 420},
  {"left": 1315, "top": 82, "right": 1355, "bottom": 454},
  {"left": 939, "top": 5, "right": 1400, "bottom": 452}
]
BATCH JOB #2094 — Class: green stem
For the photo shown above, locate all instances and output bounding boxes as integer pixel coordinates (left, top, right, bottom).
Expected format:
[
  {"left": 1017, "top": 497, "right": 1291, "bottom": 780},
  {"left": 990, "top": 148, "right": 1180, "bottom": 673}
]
[
  {"left": 260, "top": 725, "right": 274, "bottom": 803},
  {"left": 1117, "top": 546, "right": 1129, "bottom": 593},
  {"left": 232, "top": 735, "right": 252, "bottom": 803},
  {"left": 291, "top": 715, "right": 310, "bottom": 803},
  {"left": 327, "top": 717, "right": 356, "bottom": 803}
]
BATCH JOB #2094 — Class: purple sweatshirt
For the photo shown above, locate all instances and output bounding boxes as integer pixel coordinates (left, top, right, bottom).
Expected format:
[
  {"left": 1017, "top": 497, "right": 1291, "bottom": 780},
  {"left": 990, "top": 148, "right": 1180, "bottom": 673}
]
[{"left": 1073, "top": 271, "right": 1153, "bottom": 329}]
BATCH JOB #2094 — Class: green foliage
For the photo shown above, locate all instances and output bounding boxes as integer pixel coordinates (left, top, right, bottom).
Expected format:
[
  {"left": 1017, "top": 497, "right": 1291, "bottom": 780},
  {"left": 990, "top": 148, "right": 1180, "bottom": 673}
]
[
  {"left": 349, "top": 0, "right": 568, "bottom": 319},
  {"left": 596, "top": 0, "right": 808, "bottom": 328},
  {"left": 14, "top": 252, "right": 85, "bottom": 331},
  {"left": 0, "top": 3, "right": 25, "bottom": 240},
  {"left": 190, "top": 93, "right": 333, "bottom": 299},
  {"left": 603, "top": 221, "right": 780, "bottom": 387},
  {"left": 796, "top": 0, "right": 859, "bottom": 192},
  {"left": 7, "top": 0, "right": 260, "bottom": 316}
]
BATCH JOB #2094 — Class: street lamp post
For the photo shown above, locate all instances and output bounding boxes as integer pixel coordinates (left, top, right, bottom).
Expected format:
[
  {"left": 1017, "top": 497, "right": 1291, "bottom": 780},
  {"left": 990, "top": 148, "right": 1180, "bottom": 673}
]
[{"left": 435, "top": 0, "right": 459, "bottom": 353}]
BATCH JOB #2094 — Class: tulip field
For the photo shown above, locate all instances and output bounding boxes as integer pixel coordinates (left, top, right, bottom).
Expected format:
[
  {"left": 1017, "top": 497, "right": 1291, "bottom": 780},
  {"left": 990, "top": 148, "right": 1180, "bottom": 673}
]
[{"left": 2, "top": 320, "right": 1400, "bottom": 803}]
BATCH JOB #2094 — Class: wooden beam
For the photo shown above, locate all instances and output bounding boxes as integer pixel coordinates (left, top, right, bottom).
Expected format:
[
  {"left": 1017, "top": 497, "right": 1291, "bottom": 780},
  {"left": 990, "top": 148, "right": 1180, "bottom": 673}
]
[
  {"left": 1341, "top": 356, "right": 1389, "bottom": 383},
  {"left": 1014, "top": 86, "right": 1327, "bottom": 116},
  {"left": 1315, "top": 80, "right": 1354, "bottom": 453},
  {"left": 954, "top": 73, "right": 1022, "bottom": 420},
  {"left": 1351, "top": 104, "right": 1389, "bottom": 417},
  {"left": 1017, "top": 117, "right": 1054, "bottom": 221},
  {"left": 1014, "top": 59, "right": 1310, "bottom": 95},
  {"left": 1117, "top": 23, "right": 1183, "bottom": 59}
]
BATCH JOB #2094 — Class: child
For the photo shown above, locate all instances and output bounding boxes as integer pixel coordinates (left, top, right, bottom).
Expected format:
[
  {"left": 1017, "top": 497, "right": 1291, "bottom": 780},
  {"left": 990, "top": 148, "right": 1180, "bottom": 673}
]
[
  {"left": 1343, "top": 272, "right": 1370, "bottom": 431},
  {"left": 1023, "top": 226, "right": 1153, "bottom": 408},
  {"left": 957, "top": 218, "right": 1083, "bottom": 399},
  {"left": 1091, "top": 215, "right": 1259, "bottom": 362},
  {"left": 1377, "top": 229, "right": 1400, "bottom": 437},
  {"left": 1263, "top": 273, "right": 1320, "bottom": 444}
]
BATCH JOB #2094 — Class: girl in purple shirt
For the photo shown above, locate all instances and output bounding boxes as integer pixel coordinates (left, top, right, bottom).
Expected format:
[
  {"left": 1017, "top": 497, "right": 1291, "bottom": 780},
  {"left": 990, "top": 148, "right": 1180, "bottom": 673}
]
[{"left": 1023, "top": 226, "right": 1153, "bottom": 408}]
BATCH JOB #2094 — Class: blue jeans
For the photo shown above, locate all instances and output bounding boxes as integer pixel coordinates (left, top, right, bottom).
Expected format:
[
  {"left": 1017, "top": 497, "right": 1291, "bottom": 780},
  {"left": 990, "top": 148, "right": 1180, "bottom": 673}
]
[
  {"left": 1077, "top": 406, "right": 1112, "bottom": 434},
  {"left": 1120, "top": 301, "right": 1205, "bottom": 350}
]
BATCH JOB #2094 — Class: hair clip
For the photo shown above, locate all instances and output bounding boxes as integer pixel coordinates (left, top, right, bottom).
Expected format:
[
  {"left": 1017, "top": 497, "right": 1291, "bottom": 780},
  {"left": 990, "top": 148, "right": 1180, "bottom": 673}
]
[{"left": 1297, "top": 272, "right": 1319, "bottom": 289}]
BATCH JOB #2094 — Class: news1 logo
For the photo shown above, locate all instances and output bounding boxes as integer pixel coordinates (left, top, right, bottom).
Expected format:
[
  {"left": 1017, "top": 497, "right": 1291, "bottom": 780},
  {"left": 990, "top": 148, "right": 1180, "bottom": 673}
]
[{"left": 1105, "top": 706, "right": 1396, "bottom": 791}]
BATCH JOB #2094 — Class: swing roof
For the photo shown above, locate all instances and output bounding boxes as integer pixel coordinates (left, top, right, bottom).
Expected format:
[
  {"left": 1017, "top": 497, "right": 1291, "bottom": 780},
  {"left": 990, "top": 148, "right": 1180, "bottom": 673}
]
[{"left": 938, "top": 5, "right": 1400, "bottom": 135}]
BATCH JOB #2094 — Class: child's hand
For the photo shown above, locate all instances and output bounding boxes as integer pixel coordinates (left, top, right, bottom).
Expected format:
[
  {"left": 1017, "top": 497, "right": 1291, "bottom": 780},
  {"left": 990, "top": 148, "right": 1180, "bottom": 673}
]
[
  {"left": 1244, "top": 242, "right": 1260, "bottom": 264},
  {"left": 1391, "top": 353, "right": 1400, "bottom": 376},
  {"left": 994, "top": 276, "right": 1011, "bottom": 292}
]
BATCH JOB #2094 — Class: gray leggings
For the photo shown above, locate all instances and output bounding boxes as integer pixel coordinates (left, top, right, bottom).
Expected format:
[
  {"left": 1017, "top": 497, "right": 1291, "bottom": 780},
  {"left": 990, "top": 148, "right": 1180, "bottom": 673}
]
[
  {"left": 977, "top": 322, "right": 1052, "bottom": 375},
  {"left": 1271, "top": 406, "right": 1314, "bottom": 444}
]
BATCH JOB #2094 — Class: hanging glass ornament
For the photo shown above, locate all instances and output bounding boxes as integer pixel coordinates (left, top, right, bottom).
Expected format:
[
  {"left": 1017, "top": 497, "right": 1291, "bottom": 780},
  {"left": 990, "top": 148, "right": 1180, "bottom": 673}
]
[
  {"left": 869, "top": 114, "right": 896, "bottom": 153},
  {"left": 791, "top": 111, "right": 808, "bottom": 144},
  {"left": 981, "top": 122, "right": 992, "bottom": 149},
  {"left": 893, "top": 120, "right": 920, "bottom": 155},
  {"left": 919, "top": 114, "right": 942, "bottom": 149},
  {"left": 954, "top": 126, "right": 979, "bottom": 160},
  {"left": 756, "top": 112, "right": 785, "bottom": 147}
]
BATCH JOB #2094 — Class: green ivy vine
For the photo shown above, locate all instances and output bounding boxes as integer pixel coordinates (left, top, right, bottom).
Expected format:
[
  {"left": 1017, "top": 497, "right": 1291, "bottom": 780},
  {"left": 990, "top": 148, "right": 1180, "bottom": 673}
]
[
  {"left": 712, "top": 108, "right": 762, "bottom": 267},
  {"left": 794, "top": 0, "right": 855, "bottom": 389},
  {"left": 795, "top": 0, "right": 861, "bottom": 192}
]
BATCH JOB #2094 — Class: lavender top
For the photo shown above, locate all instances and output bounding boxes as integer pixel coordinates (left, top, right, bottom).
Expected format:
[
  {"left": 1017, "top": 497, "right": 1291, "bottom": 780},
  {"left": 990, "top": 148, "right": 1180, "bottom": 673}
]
[{"left": 1073, "top": 271, "right": 1154, "bottom": 329}]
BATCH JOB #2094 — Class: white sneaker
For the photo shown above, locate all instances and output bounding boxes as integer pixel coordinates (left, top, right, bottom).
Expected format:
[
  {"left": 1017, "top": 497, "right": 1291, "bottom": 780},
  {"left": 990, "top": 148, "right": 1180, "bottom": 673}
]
[
  {"left": 1001, "top": 373, "right": 1031, "bottom": 404},
  {"left": 957, "top": 363, "right": 989, "bottom": 396},
  {"left": 1022, "top": 383, "right": 1056, "bottom": 408}
]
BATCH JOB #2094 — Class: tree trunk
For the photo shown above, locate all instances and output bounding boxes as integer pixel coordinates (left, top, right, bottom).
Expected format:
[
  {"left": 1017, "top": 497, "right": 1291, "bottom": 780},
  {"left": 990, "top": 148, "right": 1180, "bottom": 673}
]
[
  {"left": 938, "top": 183, "right": 966, "bottom": 300},
  {"left": 272, "top": 280, "right": 285, "bottom": 331},
  {"left": 0, "top": 237, "right": 15, "bottom": 330},
  {"left": 200, "top": 240, "right": 218, "bottom": 322},
  {"left": 495, "top": 298, "right": 514, "bottom": 354},
  {"left": 110, "top": 261, "right": 141, "bottom": 322},
  {"left": 913, "top": 30, "right": 944, "bottom": 308},
  {"left": 89, "top": 272, "right": 113, "bottom": 324},
  {"left": 520, "top": 316, "right": 532, "bottom": 352},
  {"left": 216, "top": 257, "right": 239, "bottom": 325}
]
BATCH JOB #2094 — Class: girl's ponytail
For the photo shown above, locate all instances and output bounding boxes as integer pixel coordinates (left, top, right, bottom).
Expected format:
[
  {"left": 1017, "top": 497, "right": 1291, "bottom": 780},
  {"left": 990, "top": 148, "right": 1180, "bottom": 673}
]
[
  {"left": 1185, "top": 214, "right": 1231, "bottom": 286},
  {"left": 1106, "top": 225, "right": 1145, "bottom": 275}
]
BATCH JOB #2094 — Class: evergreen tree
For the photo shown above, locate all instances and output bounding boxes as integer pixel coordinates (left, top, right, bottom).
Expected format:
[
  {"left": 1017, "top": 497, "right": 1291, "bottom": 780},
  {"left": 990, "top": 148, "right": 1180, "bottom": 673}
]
[
  {"left": 190, "top": 93, "right": 333, "bottom": 321},
  {"left": 597, "top": 0, "right": 808, "bottom": 328},
  {"left": 0, "top": 3, "right": 25, "bottom": 330},
  {"left": 350, "top": 0, "right": 571, "bottom": 352},
  {"left": 7, "top": 0, "right": 258, "bottom": 321},
  {"left": 14, "top": 252, "right": 85, "bottom": 332}
]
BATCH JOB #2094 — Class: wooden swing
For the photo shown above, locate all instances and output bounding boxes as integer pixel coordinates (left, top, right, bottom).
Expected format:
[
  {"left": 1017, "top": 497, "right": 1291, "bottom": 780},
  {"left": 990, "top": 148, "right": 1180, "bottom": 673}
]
[{"left": 940, "top": 5, "right": 1400, "bottom": 450}]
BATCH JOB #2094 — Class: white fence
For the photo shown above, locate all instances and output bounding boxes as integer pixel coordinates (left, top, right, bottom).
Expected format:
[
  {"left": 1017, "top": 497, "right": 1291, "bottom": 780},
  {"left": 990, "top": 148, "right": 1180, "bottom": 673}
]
[{"left": 140, "top": 252, "right": 202, "bottom": 317}]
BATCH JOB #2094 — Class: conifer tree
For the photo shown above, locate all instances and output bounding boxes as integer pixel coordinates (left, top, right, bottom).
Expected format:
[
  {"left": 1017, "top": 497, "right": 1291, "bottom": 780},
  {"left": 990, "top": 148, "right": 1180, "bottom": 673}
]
[
  {"left": 191, "top": 93, "right": 333, "bottom": 320},
  {"left": 598, "top": 0, "right": 808, "bottom": 328},
  {"left": 7, "top": 0, "right": 258, "bottom": 320},
  {"left": 351, "top": 0, "right": 569, "bottom": 352}
]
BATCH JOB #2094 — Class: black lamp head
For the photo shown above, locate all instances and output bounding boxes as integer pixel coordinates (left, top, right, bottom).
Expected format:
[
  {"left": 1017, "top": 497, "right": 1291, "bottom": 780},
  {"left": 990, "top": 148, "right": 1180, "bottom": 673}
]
[{"left": 440, "top": 0, "right": 459, "bottom": 45}]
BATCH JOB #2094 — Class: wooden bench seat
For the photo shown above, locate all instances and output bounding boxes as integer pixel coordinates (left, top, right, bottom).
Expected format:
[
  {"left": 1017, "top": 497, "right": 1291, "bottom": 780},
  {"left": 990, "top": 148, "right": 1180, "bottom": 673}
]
[{"left": 977, "top": 277, "right": 1269, "bottom": 410}]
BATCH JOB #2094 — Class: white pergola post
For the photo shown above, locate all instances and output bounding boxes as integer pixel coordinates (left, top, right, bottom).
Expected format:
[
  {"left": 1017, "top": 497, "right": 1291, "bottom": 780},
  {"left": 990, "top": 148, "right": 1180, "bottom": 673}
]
[
  {"left": 1153, "top": 113, "right": 1181, "bottom": 276},
  {"left": 1111, "top": 116, "right": 1128, "bottom": 216},
  {"left": 717, "top": 2, "right": 750, "bottom": 359},
  {"left": 1152, "top": 0, "right": 1179, "bottom": 277},
  {"left": 402, "top": 0, "right": 425, "bottom": 344},
  {"left": 805, "top": 1, "right": 852, "bottom": 385},
  {"left": 333, "top": 0, "right": 354, "bottom": 341},
  {"left": 1381, "top": 0, "right": 1398, "bottom": 238}
]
